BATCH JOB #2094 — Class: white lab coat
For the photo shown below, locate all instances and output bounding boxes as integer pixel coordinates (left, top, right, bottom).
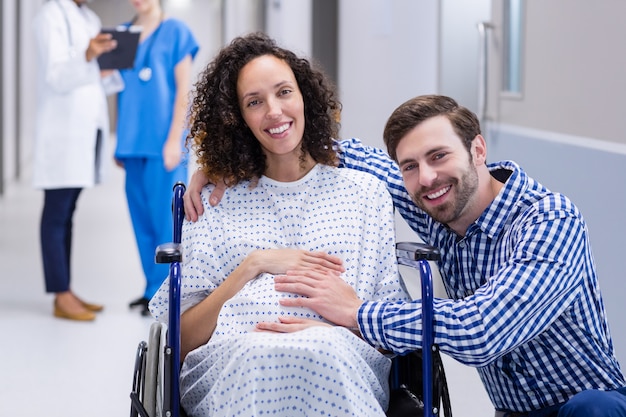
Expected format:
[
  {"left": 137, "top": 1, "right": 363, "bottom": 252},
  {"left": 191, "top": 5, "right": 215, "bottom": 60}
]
[{"left": 33, "top": 0, "right": 110, "bottom": 189}]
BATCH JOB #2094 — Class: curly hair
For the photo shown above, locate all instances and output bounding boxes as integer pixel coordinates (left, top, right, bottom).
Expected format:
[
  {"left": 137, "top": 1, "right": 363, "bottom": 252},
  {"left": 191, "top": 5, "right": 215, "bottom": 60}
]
[
  {"left": 383, "top": 95, "right": 481, "bottom": 162},
  {"left": 187, "top": 32, "right": 341, "bottom": 186}
]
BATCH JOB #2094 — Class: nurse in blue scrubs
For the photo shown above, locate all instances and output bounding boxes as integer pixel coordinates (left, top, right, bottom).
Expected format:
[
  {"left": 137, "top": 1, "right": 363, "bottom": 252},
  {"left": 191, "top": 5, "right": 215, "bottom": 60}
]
[{"left": 115, "top": 0, "right": 199, "bottom": 315}]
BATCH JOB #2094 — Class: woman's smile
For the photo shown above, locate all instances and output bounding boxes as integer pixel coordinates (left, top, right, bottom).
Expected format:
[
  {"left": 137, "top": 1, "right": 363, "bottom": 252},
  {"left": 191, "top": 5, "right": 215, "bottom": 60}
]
[{"left": 267, "top": 122, "right": 292, "bottom": 136}]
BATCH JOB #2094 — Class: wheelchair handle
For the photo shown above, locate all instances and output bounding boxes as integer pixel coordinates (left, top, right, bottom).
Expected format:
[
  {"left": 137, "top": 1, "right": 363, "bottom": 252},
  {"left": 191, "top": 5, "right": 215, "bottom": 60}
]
[
  {"left": 172, "top": 182, "right": 186, "bottom": 244},
  {"left": 396, "top": 241, "right": 441, "bottom": 262}
]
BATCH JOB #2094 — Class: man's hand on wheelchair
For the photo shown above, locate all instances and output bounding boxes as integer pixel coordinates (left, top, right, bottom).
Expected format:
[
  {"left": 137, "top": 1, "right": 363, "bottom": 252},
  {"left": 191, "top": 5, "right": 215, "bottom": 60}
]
[
  {"left": 274, "top": 269, "right": 363, "bottom": 329},
  {"left": 183, "top": 169, "right": 226, "bottom": 221}
]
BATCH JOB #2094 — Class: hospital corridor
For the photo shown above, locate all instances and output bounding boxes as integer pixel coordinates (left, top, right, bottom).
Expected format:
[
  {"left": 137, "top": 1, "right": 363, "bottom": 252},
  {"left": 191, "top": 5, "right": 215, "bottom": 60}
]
[{"left": 3, "top": 1, "right": 626, "bottom": 416}]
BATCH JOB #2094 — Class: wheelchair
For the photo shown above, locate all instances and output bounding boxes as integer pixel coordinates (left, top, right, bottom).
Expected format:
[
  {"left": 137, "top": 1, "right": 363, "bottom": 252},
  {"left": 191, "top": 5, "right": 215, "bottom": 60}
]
[{"left": 130, "top": 182, "right": 452, "bottom": 417}]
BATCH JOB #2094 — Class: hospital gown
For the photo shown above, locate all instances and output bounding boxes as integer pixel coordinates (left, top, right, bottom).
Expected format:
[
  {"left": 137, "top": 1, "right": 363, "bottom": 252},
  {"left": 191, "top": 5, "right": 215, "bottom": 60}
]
[{"left": 150, "top": 164, "right": 410, "bottom": 416}]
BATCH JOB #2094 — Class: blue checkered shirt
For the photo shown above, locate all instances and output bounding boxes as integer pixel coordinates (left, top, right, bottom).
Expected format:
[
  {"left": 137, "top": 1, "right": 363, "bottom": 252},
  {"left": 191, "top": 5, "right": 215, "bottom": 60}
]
[{"left": 337, "top": 138, "right": 625, "bottom": 412}]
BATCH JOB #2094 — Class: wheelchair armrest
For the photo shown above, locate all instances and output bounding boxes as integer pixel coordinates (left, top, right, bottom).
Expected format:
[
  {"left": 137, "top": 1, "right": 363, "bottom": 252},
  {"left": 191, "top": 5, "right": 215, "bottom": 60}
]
[
  {"left": 155, "top": 242, "right": 182, "bottom": 264},
  {"left": 396, "top": 242, "right": 440, "bottom": 262}
]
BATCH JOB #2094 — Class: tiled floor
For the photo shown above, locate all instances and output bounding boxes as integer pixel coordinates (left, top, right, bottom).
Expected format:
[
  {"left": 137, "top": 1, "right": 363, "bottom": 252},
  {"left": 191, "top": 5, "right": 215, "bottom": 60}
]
[{"left": 0, "top": 161, "right": 493, "bottom": 416}]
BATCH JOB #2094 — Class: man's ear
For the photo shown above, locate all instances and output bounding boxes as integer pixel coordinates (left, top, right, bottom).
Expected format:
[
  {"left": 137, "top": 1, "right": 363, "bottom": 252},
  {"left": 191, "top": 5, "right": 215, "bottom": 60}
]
[{"left": 471, "top": 134, "right": 488, "bottom": 166}]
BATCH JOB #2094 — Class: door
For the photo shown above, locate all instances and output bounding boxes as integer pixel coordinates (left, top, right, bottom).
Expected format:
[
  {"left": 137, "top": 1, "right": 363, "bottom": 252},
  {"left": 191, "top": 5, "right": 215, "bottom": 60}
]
[{"left": 439, "top": 0, "right": 492, "bottom": 117}]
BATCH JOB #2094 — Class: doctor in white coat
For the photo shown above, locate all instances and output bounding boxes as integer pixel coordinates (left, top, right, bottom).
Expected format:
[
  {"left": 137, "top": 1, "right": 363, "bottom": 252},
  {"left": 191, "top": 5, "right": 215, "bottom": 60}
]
[{"left": 33, "top": 0, "right": 118, "bottom": 321}]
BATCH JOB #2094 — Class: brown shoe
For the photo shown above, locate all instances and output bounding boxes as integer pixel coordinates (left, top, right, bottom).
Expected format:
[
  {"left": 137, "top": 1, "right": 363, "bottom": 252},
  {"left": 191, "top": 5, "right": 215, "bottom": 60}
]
[
  {"left": 53, "top": 301, "right": 96, "bottom": 321},
  {"left": 80, "top": 301, "right": 104, "bottom": 312}
]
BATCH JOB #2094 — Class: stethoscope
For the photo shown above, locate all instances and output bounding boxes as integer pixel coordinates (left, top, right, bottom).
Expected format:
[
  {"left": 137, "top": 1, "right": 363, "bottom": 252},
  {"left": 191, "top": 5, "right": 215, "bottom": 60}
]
[
  {"left": 130, "top": 14, "right": 164, "bottom": 82},
  {"left": 56, "top": 0, "right": 77, "bottom": 57}
]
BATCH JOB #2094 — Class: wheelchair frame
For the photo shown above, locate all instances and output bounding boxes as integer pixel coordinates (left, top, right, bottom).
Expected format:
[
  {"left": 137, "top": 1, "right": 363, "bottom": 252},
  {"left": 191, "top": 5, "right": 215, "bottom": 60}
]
[{"left": 130, "top": 182, "right": 449, "bottom": 417}]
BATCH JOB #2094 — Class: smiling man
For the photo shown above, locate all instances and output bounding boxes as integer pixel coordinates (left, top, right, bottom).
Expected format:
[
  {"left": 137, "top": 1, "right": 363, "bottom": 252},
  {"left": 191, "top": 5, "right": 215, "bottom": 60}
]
[{"left": 261, "top": 95, "right": 626, "bottom": 416}]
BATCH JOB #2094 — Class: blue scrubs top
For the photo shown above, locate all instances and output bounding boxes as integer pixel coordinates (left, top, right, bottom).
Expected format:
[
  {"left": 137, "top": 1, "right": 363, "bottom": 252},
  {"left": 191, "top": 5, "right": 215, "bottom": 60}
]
[{"left": 115, "top": 18, "right": 199, "bottom": 158}]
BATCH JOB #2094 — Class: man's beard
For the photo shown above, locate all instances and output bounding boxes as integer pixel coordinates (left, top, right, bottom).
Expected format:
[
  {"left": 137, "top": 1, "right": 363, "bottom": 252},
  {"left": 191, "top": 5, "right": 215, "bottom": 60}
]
[{"left": 411, "top": 164, "right": 479, "bottom": 226}]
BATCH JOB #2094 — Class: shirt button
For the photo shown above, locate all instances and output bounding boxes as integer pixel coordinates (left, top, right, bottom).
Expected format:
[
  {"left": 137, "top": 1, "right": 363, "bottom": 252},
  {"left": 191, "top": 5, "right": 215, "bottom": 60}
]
[{"left": 458, "top": 241, "right": 466, "bottom": 249}]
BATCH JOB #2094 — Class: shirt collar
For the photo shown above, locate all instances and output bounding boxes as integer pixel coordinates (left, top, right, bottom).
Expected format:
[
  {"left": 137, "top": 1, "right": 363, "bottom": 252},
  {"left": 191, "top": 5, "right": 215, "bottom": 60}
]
[{"left": 470, "top": 160, "right": 528, "bottom": 240}]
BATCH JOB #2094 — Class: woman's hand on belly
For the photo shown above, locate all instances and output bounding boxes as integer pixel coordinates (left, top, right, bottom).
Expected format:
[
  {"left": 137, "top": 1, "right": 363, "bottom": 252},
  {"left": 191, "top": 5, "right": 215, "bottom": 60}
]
[
  {"left": 255, "top": 316, "right": 332, "bottom": 333},
  {"left": 248, "top": 249, "right": 345, "bottom": 277}
]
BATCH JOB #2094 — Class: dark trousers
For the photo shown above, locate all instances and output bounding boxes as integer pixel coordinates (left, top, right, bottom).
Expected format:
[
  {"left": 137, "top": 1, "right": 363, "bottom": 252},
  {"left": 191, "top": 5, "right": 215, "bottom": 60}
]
[
  {"left": 495, "top": 385, "right": 626, "bottom": 417},
  {"left": 40, "top": 188, "right": 82, "bottom": 293}
]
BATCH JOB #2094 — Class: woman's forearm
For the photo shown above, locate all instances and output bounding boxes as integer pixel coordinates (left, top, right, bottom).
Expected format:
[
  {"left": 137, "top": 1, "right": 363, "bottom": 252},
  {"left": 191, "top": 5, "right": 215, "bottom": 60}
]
[{"left": 179, "top": 254, "right": 262, "bottom": 360}]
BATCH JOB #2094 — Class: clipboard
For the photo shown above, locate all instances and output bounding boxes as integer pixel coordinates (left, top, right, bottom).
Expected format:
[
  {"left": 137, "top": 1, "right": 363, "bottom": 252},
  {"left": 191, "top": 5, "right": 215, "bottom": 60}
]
[{"left": 97, "top": 27, "right": 141, "bottom": 70}]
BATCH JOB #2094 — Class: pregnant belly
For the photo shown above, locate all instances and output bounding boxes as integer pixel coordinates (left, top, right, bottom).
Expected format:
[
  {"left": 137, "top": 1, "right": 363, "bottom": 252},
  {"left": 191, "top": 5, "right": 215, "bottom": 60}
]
[{"left": 212, "top": 273, "right": 323, "bottom": 338}]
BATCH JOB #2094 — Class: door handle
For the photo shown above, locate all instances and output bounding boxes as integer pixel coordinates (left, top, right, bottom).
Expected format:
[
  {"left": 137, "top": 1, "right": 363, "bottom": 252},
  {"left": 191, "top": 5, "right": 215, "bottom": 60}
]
[{"left": 477, "top": 21, "right": 494, "bottom": 127}]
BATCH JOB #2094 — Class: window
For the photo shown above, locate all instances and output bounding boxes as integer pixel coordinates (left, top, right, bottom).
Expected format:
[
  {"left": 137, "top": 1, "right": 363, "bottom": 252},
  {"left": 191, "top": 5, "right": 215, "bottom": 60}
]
[{"left": 502, "top": 0, "right": 524, "bottom": 96}]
